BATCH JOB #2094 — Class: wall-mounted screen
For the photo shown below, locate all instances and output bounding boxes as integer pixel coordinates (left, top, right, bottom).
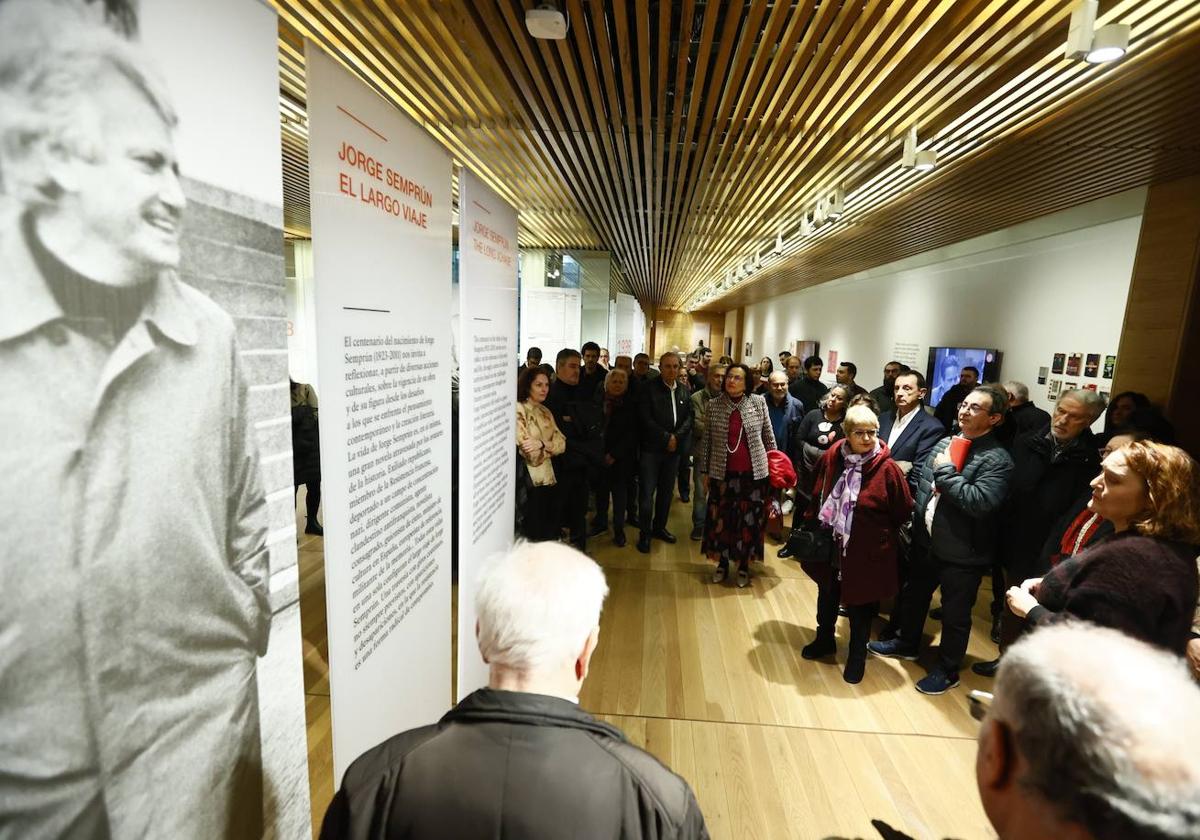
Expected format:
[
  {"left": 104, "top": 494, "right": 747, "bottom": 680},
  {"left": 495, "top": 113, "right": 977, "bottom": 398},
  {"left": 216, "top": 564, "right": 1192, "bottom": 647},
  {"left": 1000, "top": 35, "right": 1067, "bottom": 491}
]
[{"left": 927, "top": 347, "right": 1003, "bottom": 406}]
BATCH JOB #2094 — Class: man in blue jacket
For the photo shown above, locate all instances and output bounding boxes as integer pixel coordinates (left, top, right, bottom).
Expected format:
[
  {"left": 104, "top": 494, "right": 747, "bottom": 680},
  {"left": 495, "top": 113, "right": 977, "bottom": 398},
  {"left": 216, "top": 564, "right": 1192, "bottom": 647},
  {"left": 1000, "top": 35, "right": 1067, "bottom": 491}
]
[
  {"left": 869, "top": 384, "right": 1014, "bottom": 695},
  {"left": 878, "top": 371, "right": 947, "bottom": 494}
]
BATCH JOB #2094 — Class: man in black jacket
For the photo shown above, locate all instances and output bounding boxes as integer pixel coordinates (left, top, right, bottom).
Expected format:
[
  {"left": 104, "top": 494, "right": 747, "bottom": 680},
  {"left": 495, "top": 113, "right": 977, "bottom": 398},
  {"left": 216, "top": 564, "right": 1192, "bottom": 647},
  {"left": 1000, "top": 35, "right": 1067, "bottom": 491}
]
[
  {"left": 545, "top": 348, "right": 604, "bottom": 551},
  {"left": 790, "top": 354, "right": 829, "bottom": 410},
  {"left": 973, "top": 388, "right": 1103, "bottom": 676},
  {"left": 1002, "top": 381, "right": 1051, "bottom": 440},
  {"left": 933, "top": 363, "right": 979, "bottom": 431},
  {"left": 319, "top": 541, "right": 709, "bottom": 840},
  {"left": 636, "top": 352, "right": 692, "bottom": 553},
  {"left": 869, "top": 385, "right": 1014, "bottom": 695}
]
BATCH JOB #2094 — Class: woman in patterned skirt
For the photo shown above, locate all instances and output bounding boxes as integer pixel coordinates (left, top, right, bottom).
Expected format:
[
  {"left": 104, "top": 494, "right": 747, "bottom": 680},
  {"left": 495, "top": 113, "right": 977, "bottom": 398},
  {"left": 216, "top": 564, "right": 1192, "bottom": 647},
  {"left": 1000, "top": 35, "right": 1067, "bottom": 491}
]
[{"left": 699, "top": 363, "right": 778, "bottom": 588}]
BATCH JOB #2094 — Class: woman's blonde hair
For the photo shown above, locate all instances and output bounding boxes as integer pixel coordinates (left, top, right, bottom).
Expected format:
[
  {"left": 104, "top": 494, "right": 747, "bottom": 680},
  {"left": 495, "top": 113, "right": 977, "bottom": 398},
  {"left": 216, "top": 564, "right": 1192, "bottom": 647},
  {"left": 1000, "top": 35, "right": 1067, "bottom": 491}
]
[
  {"left": 1122, "top": 440, "right": 1200, "bottom": 544},
  {"left": 842, "top": 404, "right": 880, "bottom": 435}
]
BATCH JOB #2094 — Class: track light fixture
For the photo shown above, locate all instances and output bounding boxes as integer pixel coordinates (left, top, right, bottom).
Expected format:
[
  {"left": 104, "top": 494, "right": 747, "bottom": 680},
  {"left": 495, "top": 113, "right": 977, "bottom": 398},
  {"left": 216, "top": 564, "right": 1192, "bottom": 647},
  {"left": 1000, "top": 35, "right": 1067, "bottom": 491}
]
[
  {"left": 1065, "top": 0, "right": 1130, "bottom": 63},
  {"left": 902, "top": 126, "right": 937, "bottom": 171},
  {"left": 828, "top": 188, "right": 844, "bottom": 221},
  {"left": 774, "top": 231, "right": 784, "bottom": 254}
]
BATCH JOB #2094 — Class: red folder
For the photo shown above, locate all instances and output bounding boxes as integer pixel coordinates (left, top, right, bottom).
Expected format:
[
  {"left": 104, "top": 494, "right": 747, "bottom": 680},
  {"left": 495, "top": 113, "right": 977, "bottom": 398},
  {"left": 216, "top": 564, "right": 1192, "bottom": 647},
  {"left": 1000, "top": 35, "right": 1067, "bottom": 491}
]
[{"left": 948, "top": 435, "right": 972, "bottom": 471}]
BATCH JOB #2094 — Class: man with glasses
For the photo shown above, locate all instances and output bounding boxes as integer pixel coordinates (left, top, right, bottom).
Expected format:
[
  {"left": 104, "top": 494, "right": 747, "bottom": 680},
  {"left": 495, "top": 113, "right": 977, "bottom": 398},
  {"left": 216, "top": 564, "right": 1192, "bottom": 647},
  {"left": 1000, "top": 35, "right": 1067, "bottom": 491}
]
[{"left": 868, "top": 385, "right": 1014, "bottom": 695}]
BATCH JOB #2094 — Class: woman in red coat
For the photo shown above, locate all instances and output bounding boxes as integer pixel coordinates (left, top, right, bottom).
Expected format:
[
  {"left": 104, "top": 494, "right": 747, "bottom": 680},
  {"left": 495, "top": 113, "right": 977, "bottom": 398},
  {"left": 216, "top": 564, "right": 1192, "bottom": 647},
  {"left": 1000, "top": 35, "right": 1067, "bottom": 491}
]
[{"left": 800, "top": 404, "right": 914, "bottom": 683}]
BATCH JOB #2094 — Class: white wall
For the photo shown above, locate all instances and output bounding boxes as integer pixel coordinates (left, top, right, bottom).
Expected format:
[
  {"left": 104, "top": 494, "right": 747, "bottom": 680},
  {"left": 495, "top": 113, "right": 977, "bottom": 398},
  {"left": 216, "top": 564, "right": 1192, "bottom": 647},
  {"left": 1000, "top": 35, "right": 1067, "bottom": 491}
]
[{"left": 741, "top": 189, "right": 1146, "bottom": 415}]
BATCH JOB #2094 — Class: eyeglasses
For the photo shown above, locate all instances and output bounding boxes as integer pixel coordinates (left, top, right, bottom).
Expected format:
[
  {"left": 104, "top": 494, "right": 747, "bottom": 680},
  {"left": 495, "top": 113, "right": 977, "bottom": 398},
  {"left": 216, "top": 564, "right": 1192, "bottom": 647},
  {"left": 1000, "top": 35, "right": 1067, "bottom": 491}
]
[
  {"left": 957, "top": 402, "right": 990, "bottom": 416},
  {"left": 967, "top": 689, "right": 994, "bottom": 722},
  {"left": 849, "top": 430, "right": 878, "bottom": 440}
]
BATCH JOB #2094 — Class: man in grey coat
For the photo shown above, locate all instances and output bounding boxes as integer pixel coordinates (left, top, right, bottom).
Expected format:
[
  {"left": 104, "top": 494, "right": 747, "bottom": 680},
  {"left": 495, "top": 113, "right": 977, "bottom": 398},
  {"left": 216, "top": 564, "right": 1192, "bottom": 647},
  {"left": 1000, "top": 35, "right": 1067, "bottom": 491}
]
[
  {"left": 320, "top": 541, "right": 709, "bottom": 840},
  {"left": 869, "top": 385, "right": 1014, "bottom": 695}
]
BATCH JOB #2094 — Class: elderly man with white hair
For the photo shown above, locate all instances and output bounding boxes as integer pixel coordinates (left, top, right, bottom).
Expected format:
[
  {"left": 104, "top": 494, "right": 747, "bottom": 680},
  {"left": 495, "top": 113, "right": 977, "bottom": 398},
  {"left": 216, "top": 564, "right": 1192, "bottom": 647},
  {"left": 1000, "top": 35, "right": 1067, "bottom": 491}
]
[
  {"left": 977, "top": 387, "right": 1104, "bottom": 674},
  {"left": 320, "top": 541, "right": 709, "bottom": 839},
  {"left": 975, "top": 622, "right": 1200, "bottom": 840}
]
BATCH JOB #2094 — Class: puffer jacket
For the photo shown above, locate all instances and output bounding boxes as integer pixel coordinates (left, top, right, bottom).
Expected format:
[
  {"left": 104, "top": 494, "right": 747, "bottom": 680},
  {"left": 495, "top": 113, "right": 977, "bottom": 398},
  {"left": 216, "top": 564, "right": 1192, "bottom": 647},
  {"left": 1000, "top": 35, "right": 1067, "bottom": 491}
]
[{"left": 912, "top": 432, "right": 1013, "bottom": 566}]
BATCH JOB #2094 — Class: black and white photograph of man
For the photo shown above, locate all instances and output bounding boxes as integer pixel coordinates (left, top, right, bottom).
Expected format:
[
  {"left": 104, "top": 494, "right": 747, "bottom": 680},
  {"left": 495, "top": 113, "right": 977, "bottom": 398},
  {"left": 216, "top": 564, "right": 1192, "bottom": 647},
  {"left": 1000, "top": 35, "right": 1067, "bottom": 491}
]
[{"left": 0, "top": 1, "right": 303, "bottom": 837}]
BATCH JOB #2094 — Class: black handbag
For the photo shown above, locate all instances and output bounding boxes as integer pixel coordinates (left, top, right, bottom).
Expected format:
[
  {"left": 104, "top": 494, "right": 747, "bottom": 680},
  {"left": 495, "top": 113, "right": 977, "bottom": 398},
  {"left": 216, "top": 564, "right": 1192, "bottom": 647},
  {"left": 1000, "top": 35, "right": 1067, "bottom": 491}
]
[{"left": 783, "top": 467, "right": 837, "bottom": 566}]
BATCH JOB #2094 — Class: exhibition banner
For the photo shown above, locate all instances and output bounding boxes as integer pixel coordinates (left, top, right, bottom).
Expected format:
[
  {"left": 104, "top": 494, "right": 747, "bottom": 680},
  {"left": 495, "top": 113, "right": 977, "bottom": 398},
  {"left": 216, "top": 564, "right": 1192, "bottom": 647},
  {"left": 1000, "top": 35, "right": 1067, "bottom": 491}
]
[
  {"left": 520, "top": 285, "right": 582, "bottom": 359},
  {"left": 305, "top": 44, "right": 453, "bottom": 779},
  {"left": 456, "top": 170, "right": 519, "bottom": 699},
  {"left": 0, "top": 1, "right": 310, "bottom": 837}
]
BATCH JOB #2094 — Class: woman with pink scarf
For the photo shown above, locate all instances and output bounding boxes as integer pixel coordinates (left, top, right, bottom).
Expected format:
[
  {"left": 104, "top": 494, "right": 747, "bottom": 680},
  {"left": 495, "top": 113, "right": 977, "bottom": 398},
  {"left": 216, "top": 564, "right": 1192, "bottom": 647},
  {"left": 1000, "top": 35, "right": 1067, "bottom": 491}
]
[{"left": 799, "top": 404, "right": 913, "bottom": 683}]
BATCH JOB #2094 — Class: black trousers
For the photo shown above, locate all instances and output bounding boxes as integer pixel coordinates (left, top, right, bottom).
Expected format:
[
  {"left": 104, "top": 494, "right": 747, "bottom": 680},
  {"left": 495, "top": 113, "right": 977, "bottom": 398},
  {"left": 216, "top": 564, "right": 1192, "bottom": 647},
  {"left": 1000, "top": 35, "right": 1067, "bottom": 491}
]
[
  {"left": 295, "top": 480, "right": 321, "bottom": 522},
  {"left": 593, "top": 467, "right": 629, "bottom": 533},
  {"left": 815, "top": 577, "right": 878, "bottom": 665},
  {"left": 896, "top": 541, "right": 985, "bottom": 673},
  {"left": 558, "top": 469, "right": 589, "bottom": 549},
  {"left": 677, "top": 434, "right": 692, "bottom": 497},
  {"left": 639, "top": 450, "right": 680, "bottom": 536},
  {"left": 521, "top": 484, "right": 560, "bottom": 542},
  {"left": 989, "top": 562, "right": 1005, "bottom": 618}
]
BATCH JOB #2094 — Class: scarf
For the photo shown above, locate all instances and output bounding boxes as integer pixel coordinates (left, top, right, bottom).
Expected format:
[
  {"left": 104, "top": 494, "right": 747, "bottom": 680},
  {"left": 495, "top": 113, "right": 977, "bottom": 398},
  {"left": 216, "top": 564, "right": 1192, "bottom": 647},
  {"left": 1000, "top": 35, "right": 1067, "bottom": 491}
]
[{"left": 818, "top": 441, "right": 881, "bottom": 554}]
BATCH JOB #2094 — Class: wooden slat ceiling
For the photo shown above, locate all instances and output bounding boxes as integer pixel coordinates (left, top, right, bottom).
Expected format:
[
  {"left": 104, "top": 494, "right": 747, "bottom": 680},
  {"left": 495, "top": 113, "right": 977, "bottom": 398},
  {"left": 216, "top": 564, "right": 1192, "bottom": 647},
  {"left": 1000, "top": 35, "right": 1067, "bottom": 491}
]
[{"left": 271, "top": 0, "right": 1200, "bottom": 310}]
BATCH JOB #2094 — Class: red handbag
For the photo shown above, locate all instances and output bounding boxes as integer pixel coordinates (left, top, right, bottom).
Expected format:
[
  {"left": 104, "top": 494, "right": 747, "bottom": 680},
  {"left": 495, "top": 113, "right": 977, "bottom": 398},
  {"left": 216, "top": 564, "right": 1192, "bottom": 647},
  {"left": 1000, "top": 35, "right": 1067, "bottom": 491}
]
[{"left": 766, "top": 449, "right": 796, "bottom": 489}]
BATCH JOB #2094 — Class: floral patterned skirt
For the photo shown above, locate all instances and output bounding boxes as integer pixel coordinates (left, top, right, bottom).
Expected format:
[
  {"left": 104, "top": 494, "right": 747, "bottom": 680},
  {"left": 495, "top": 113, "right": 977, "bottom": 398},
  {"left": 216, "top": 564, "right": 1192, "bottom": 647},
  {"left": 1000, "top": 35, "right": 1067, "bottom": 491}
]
[{"left": 701, "top": 471, "right": 768, "bottom": 567}]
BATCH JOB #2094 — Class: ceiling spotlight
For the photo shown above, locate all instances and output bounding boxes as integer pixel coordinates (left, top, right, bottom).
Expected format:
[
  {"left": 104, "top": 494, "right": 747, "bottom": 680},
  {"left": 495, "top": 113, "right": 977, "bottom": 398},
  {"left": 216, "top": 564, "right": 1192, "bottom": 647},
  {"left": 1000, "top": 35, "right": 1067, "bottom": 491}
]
[
  {"left": 526, "top": 3, "right": 569, "bottom": 40},
  {"left": 828, "top": 188, "right": 844, "bottom": 220},
  {"left": 1066, "top": 1, "right": 1129, "bottom": 63},
  {"left": 754, "top": 251, "right": 763, "bottom": 270},
  {"left": 813, "top": 200, "right": 827, "bottom": 225},
  {"left": 774, "top": 232, "right": 784, "bottom": 254},
  {"left": 800, "top": 214, "right": 813, "bottom": 237},
  {"left": 902, "top": 126, "right": 938, "bottom": 171}
]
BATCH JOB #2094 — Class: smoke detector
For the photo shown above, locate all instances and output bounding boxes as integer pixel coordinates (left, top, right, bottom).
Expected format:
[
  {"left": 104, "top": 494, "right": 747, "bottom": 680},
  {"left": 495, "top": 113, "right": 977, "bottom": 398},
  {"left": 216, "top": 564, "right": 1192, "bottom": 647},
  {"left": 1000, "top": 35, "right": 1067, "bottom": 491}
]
[{"left": 526, "top": 3, "right": 568, "bottom": 40}]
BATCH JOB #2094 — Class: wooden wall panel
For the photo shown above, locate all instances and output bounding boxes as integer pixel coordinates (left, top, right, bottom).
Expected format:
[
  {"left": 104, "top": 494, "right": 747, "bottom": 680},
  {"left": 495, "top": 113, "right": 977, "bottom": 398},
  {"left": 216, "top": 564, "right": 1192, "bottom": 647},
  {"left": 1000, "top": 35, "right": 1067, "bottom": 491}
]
[
  {"left": 650, "top": 310, "right": 725, "bottom": 362},
  {"left": 1112, "top": 173, "right": 1200, "bottom": 455}
]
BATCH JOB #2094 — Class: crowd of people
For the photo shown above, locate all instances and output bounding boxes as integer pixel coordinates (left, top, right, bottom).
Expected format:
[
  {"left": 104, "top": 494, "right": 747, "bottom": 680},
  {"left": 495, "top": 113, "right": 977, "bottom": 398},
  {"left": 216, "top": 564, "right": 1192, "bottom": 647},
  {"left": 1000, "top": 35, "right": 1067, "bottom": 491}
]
[
  {"left": 515, "top": 342, "right": 1200, "bottom": 692},
  {"left": 317, "top": 341, "right": 1200, "bottom": 840}
]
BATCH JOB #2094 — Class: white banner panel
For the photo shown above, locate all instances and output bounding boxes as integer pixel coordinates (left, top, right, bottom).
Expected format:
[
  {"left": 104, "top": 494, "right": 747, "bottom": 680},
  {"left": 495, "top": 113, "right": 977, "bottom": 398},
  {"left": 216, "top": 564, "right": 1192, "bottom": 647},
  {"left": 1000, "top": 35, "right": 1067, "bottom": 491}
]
[
  {"left": 456, "top": 171, "right": 519, "bottom": 699},
  {"left": 520, "top": 286, "right": 582, "bottom": 359},
  {"left": 306, "top": 44, "right": 452, "bottom": 780}
]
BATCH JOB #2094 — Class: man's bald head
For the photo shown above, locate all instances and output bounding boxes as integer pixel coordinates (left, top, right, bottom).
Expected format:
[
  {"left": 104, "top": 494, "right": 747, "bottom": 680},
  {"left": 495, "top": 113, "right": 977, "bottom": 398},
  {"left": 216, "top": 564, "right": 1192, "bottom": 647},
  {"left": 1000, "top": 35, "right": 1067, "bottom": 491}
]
[{"left": 979, "top": 622, "right": 1200, "bottom": 840}]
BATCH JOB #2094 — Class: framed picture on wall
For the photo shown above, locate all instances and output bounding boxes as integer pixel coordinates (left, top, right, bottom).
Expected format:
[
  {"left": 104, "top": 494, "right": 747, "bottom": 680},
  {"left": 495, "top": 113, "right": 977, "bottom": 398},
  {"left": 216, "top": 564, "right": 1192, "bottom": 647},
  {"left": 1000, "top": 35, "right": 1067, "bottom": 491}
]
[
  {"left": 1065, "top": 353, "right": 1082, "bottom": 377},
  {"left": 1103, "top": 355, "right": 1116, "bottom": 378},
  {"left": 1052, "top": 353, "right": 1065, "bottom": 374},
  {"left": 1037, "top": 366, "right": 1049, "bottom": 385},
  {"left": 1048, "top": 378, "right": 1063, "bottom": 400},
  {"left": 744, "top": 341, "right": 753, "bottom": 358},
  {"left": 1084, "top": 353, "right": 1100, "bottom": 377},
  {"left": 794, "top": 340, "right": 819, "bottom": 361}
]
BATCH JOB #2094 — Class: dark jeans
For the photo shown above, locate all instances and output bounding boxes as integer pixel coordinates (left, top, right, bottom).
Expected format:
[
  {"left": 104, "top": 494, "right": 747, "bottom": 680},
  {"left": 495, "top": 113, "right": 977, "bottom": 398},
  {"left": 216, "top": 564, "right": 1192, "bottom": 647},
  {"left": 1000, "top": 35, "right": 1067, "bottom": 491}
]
[
  {"left": 295, "top": 480, "right": 321, "bottom": 522},
  {"left": 639, "top": 449, "right": 680, "bottom": 536},
  {"left": 989, "top": 562, "right": 1005, "bottom": 618},
  {"left": 816, "top": 577, "right": 878, "bottom": 665},
  {"left": 558, "top": 468, "right": 589, "bottom": 549},
  {"left": 896, "top": 541, "right": 985, "bottom": 673},
  {"left": 521, "top": 484, "right": 560, "bottom": 542},
  {"left": 593, "top": 467, "right": 629, "bottom": 533}
]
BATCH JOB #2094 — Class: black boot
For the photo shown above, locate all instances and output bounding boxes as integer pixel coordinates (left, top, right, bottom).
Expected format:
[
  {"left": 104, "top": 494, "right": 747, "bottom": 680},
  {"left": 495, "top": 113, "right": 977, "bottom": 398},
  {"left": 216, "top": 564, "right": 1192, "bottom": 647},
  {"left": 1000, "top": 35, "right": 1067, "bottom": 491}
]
[
  {"left": 801, "top": 630, "right": 837, "bottom": 660},
  {"left": 305, "top": 519, "right": 324, "bottom": 536},
  {"left": 843, "top": 604, "right": 875, "bottom": 684}
]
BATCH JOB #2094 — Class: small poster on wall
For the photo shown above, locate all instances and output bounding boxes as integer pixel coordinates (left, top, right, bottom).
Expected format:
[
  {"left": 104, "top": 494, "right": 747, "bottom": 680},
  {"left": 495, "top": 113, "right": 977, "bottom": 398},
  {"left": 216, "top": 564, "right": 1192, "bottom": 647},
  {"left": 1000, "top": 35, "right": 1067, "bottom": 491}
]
[
  {"left": 1084, "top": 354, "right": 1100, "bottom": 377},
  {"left": 744, "top": 341, "right": 753, "bottom": 358},
  {"left": 1100, "top": 388, "right": 1111, "bottom": 400},
  {"left": 1103, "top": 355, "right": 1117, "bottom": 378},
  {"left": 1052, "top": 353, "right": 1066, "bottom": 374},
  {"left": 1037, "top": 366, "right": 1049, "bottom": 385},
  {"left": 1084, "top": 383, "right": 1098, "bottom": 391},
  {"left": 1066, "top": 353, "right": 1083, "bottom": 377},
  {"left": 1065, "top": 381, "right": 1079, "bottom": 391},
  {"left": 827, "top": 350, "right": 839, "bottom": 374},
  {"left": 1048, "top": 379, "right": 1063, "bottom": 400}
]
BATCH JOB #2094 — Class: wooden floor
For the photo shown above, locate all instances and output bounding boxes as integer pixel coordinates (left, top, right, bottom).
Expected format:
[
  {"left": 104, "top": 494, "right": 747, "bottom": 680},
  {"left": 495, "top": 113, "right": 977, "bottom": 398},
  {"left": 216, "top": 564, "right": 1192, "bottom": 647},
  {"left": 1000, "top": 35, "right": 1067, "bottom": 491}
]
[{"left": 299, "top": 495, "right": 998, "bottom": 839}]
